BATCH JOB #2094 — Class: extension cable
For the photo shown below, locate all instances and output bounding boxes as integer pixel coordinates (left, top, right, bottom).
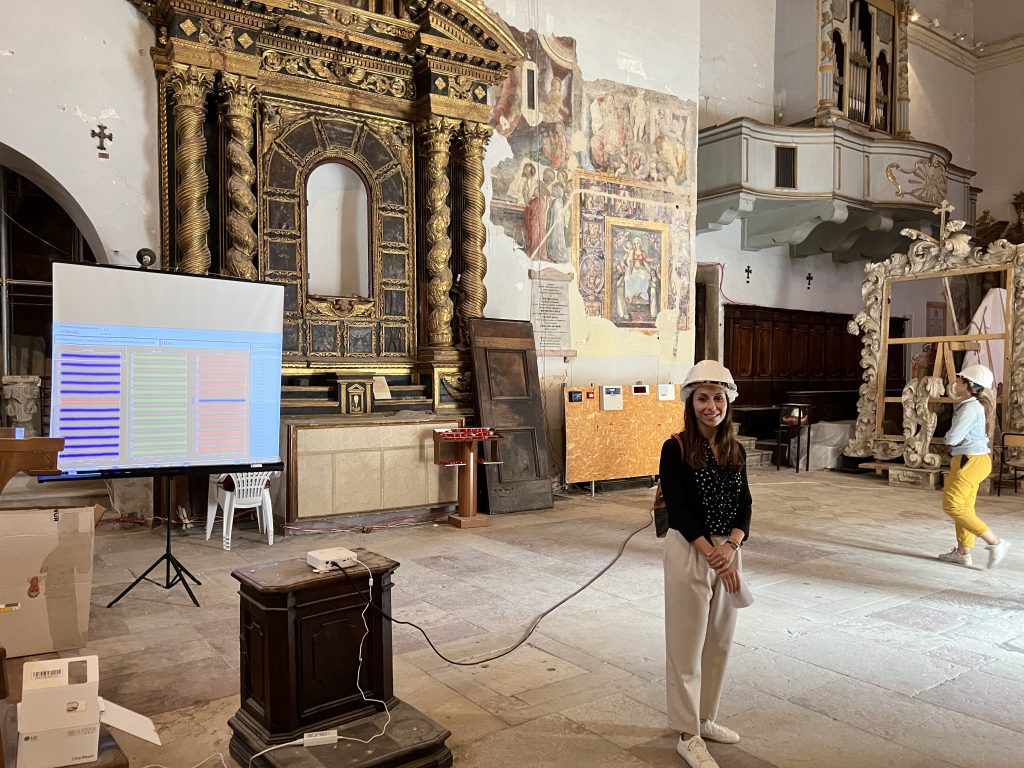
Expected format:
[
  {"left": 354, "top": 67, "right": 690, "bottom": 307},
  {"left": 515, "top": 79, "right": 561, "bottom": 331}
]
[{"left": 340, "top": 510, "right": 654, "bottom": 666}]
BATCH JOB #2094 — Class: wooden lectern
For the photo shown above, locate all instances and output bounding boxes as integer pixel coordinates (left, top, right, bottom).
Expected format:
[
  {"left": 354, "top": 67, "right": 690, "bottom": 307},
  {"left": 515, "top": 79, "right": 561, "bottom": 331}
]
[{"left": 228, "top": 550, "right": 452, "bottom": 768}]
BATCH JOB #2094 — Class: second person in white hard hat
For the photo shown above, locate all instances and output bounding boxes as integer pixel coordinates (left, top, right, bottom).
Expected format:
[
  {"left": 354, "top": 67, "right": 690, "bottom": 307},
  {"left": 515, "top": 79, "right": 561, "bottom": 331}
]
[
  {"left": 938, "top": 364, "right": 1010, "bottom": 568},
  {"left": 660, "top": 360, "right": 752, "bottom": 768}
]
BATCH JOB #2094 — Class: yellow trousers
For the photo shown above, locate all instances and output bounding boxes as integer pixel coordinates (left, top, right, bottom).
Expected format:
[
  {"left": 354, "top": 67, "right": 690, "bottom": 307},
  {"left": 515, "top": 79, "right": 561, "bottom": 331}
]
[{"left": 942, "top": 454, "right": 992, "bottom": 549}]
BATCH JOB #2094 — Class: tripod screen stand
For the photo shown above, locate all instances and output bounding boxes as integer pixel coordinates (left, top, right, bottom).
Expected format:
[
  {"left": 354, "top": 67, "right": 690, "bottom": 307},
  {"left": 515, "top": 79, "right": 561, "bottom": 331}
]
[{"left": 107, "top": 475, "right": 202, "bottom": 608}]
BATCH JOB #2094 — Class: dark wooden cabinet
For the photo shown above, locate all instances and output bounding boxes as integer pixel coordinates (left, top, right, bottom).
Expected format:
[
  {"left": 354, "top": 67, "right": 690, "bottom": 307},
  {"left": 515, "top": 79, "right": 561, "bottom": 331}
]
[
  {"left": 230, "top": 552, "right": 398, "bottom": 744},
  {"left": 724, "top": 305, "right": 906, "bottom": 409}
]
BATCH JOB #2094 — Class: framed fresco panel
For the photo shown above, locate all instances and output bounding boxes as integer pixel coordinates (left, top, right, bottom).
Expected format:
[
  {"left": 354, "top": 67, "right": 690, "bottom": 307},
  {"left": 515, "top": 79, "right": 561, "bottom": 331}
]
[{"left": 603, "top": 217, "right": 670, "bottom": 327}]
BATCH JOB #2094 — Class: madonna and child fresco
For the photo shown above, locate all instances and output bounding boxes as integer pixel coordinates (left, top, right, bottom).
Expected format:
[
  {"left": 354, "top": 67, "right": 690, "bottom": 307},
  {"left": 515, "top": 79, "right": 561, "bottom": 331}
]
[{"left": 488, "top": 27, "right": 696, "bottom": 330}]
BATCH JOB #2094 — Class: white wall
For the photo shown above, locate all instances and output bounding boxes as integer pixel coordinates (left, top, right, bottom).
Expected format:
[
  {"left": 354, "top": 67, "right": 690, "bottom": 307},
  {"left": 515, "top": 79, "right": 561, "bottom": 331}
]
[
  {"left": 696, "top": 223, "right": 870, "bottom": 316},
  {"left": 774, "top": 0, "right": 817, "bottom": 126},
  {"left": 974, "top": 0, "right": 1024, "bottom": 42},
  {"left": 699, "top": 0, "right": 777, "bottom": 128},
  {"left": 0, "top": 0, "right": 159, "bottom": 265},
  {"left": 974, "top": 61, "right": 1024, "bottom": 217},
  {"left": 907, "top": 45, "right": 975, "bottom": 169},
  {"left": 915, "top": 0, "right": 975, "bottom": 37}
]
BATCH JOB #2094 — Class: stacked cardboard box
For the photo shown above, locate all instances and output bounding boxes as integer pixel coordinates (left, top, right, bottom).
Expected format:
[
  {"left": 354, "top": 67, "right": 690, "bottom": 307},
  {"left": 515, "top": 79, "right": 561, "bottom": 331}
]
[{"left": 0, "top": 506, "right": 99, "bottom": 659}]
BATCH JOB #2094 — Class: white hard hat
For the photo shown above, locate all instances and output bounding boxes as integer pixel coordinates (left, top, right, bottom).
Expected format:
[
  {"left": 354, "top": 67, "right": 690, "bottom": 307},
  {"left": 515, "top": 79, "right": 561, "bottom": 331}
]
[
  {"left": 681, "top": 360, "right": 738, "bottom": 403},
  {"left": 959, "top": 364, "right": 994, "bottom": 390}
]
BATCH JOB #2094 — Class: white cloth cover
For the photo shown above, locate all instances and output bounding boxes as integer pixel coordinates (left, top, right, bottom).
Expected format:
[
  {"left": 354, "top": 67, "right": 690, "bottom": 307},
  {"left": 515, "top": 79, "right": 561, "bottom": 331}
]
[
  {"left": 962, "top": 288, "right": 1006, "bottom": 387},
  {"left": 788, "top": 420, "right": 856, "bottom": 470}
]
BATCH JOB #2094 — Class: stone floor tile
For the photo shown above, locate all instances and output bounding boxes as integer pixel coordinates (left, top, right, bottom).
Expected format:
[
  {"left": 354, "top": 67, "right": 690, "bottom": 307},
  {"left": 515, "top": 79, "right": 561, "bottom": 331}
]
[{"left": 915, "top": 670, "right": 1024, "bottom": 733}]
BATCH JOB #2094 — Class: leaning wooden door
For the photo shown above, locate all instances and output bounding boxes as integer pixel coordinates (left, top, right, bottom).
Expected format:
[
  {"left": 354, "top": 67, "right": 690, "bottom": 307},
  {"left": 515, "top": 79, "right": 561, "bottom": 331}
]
[{"left": 469, "top": 319, "right": 553, "bottom": 513}]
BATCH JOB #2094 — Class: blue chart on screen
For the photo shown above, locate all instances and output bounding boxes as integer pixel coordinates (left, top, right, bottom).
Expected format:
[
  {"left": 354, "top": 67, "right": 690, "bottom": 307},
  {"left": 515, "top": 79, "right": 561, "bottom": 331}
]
[{"left": 51, "top": 324, "right": 281, "bottom": 473}]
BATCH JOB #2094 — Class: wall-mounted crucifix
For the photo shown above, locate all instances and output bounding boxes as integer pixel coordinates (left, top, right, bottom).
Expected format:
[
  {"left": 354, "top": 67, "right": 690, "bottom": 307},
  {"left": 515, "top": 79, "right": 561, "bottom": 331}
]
[
  {"left": 91, "top": 124, "right": 113, "bottom": 159},
  {"left": 806, "top": 272, "right": 813, "bottom": 290},
  {"left": 744, "top": 265, "right": 752, "bottom": 284}
]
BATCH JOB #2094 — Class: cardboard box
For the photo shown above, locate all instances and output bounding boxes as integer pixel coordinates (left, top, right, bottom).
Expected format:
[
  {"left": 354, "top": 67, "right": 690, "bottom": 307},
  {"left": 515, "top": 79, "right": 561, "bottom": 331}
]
[
  {"left": 16, "top": 656, "right": 160, "bottom": 768},
  {"left": 0, "top": 506, "right": 97, "bottom": 658}
]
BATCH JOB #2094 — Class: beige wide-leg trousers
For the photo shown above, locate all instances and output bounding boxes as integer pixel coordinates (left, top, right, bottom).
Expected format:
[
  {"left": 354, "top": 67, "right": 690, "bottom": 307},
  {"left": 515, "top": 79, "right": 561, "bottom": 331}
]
[{"left": 663, "top": 529, "right": 740, "bottom": 735}]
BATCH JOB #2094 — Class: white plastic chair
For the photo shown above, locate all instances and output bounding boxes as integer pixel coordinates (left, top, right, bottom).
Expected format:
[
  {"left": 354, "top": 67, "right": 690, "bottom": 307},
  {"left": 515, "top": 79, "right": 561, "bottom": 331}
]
[{"left": 205, "top": 471, "right": 274, "bottom": 551}]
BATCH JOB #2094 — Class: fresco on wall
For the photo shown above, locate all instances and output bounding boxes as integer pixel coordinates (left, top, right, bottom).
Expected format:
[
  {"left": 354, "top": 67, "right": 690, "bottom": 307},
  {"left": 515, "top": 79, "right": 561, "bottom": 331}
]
[
  {"left": 574, "top": 173, "right": 689, "bottom": 329},
  {"left": 490, "top": 29, "right": 577, "bottom": 264},
  {"left": 489, "top": 28, "right": 695, "bottom": 330},
  {"left": 579, "top": 79, "right": 692, "bottom": 186}
]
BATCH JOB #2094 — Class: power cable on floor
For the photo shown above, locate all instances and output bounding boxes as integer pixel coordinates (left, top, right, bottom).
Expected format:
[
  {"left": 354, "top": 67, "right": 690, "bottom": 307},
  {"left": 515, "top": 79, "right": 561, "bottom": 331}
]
[{"left": 338, "top": 510, "right": 655, "bottom": 666}]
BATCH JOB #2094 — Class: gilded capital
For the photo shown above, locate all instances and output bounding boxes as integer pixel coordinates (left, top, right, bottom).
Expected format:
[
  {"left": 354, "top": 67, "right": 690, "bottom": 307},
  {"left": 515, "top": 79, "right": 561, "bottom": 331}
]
[
  {"left": 220, "top": 73, "right": 258, "bottom": 119},
  {"left": 167, "top": 64, "right": 215, "bottom": 109}
]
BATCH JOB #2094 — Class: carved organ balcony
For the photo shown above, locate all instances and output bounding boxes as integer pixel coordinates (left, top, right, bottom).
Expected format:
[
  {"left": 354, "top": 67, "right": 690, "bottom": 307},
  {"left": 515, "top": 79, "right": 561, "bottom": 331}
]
[{"left": 696, "top": 118, "right": 977, "bottom": 262}]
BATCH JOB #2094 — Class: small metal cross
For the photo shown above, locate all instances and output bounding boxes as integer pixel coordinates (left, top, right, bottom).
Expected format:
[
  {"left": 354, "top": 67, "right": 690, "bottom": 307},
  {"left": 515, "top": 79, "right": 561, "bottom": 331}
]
[
  {"left": 806, "top": 272, "right": 814, "bottom": 290},
  {"left": 932, "top": 199, "right": 954, "bottom": 233},
  {"left": 91, "top": 124, "right": 113, "bottom": 152},
  {"left": 744, "top": 265, "right": 752, "bottom": 283}
]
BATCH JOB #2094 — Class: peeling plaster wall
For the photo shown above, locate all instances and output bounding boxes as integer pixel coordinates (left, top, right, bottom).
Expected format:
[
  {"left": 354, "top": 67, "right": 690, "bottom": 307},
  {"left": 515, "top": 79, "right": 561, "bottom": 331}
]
[
  {"left": 0, "top": 0, "right": 159, "bottom": 265},
  {"left": 485, "top": 0, "right": 701, "bottom": 389},
  {"left": 700, "top": 0, "right": 777, "bottom": 128},
  {"left": 486, "top": 0, "right": 700, "bottom": 480}
]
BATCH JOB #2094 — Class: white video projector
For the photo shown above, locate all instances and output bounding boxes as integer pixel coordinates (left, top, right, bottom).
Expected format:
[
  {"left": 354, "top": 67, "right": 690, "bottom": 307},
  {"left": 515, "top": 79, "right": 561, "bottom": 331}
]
[{"left": 306, "top": 547, "right": 358, "bottom": 573}]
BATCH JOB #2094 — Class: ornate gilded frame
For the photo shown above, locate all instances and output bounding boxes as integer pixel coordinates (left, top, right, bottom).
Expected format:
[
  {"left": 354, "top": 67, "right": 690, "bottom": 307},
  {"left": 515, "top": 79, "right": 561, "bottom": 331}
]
[{"left": 845, "top": 213, "right": 1023, "bottom": 463}]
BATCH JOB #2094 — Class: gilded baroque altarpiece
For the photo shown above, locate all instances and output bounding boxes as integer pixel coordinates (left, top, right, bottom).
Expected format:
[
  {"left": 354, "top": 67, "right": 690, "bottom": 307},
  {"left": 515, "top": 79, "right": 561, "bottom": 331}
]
[{"left": 126, "top": 0, "right": 522, "bottom": 408}]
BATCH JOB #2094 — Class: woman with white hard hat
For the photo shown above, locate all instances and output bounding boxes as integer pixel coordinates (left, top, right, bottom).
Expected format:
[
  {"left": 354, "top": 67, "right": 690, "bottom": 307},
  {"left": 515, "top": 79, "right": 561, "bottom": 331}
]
[
  {"left": 938, "top": 364, "right": 1010, "bottom": 569},
  {"left": 659, "top": 360, "right": 752, "bottom": 768}
]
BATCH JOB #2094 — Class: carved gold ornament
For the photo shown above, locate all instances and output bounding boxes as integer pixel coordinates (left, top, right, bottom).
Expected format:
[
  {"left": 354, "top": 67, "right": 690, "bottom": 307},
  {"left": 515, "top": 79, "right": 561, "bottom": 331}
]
[
  {"left": 179, "top": 18, "right": 197, "bottom": 37},
  {"left": 237, "top": 32, "right": 254, "bottom": 50},
  {"left": 886, "top": 154, "right": 947, "bottom": 205},
  {"left": 448, "top": 75, "right": 474, "bottom": 101},
  {"left": 262, "top": 50, "right": 339, "bottom": 83},
  {"left": 440, "top": 372, "right": 473, "bottom": 404},
  {"left": 198, "top": 18, "right": 234, "bottom": 49},
  {"left": 307, "top": 296, "right": 375, "bottom": 319}
]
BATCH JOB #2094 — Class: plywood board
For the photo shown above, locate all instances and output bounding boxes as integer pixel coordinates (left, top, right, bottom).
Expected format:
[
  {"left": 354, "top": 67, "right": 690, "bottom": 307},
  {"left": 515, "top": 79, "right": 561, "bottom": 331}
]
[{"left": 564, "top": 385, "right": 684, "bottom": 483}]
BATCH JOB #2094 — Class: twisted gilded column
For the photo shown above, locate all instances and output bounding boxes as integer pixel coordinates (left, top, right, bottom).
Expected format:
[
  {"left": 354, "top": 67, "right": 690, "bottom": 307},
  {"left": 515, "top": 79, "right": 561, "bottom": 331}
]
[
  {"left": 167, "top": 64, "right": 215, "bottom": 274},
  {"left": 220, "top": 74, "right": 259, "bottom": 280},
  {"left": 456, "top": 121, "right": 492, "bottom": 338},
  {"left": 419, "top": 117, "right": 457, "bottom": 346}
]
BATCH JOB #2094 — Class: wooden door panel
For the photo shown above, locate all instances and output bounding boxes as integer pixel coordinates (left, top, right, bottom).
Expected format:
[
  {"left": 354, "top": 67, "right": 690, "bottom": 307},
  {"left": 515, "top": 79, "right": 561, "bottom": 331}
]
[
  {"left": 469, "top": 319, "right": 553, "bottom": 513},
  {"left": 496, "top": 428, "right": 542, "bottom": 483}
]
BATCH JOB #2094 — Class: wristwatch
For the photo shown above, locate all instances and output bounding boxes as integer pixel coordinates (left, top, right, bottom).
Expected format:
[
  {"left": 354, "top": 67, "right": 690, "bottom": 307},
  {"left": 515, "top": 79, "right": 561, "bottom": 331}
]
[{"left": 725, "top": 540, "right": 740, "bottom": 551}]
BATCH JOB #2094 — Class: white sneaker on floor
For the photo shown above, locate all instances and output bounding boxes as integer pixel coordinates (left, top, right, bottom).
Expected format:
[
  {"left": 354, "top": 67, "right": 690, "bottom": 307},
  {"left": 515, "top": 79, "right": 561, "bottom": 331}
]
[
  {"left": 938, "top": 548, "right": 972, "bottom": 566},
  {"left": 700, "top": 718, "right": 740, "bottom": 744},
  {"left": 986, "top": 539, "right": 1011, "bottom": 569},
  {"left": 676, "top": 736, "right": 720, "bottom": 768}
]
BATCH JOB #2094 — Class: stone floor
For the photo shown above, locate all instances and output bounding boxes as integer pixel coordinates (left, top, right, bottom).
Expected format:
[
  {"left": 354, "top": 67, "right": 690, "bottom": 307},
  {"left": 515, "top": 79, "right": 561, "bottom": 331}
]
[{"left": 6, "top": 468, "right": 1024, "bottom": 768}]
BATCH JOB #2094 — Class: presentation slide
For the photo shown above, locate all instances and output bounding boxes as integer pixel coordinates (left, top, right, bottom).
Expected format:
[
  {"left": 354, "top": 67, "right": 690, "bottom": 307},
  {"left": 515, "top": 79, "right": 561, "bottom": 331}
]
[{"left": 50, "top": 263, "right": 283, "bottom": 475}]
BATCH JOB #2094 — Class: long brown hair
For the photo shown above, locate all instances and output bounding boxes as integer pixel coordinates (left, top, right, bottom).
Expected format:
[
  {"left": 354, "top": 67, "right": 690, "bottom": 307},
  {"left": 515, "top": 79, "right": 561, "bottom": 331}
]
[{"left": 678, "top": 389, "right": 745, "bottom": 470}]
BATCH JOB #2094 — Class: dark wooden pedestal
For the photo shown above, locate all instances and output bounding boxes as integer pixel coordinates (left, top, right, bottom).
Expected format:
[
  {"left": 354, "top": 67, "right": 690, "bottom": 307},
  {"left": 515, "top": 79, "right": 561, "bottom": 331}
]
[{"left": 228, "top": 551, "right": 452, "bottom": 768}]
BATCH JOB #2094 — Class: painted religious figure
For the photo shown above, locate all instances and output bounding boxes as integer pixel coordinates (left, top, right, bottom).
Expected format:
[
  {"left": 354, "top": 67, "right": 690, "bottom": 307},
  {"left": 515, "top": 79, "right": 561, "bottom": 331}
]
[{"left": 605, "top": 219, "right": 668, "bottom": 326}]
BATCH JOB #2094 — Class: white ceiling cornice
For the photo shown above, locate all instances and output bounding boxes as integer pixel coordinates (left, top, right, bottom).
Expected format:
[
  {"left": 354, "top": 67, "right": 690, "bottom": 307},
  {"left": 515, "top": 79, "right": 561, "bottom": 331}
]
[{"left": 908, "top": 23, "right": 1024, "bottom": 75}]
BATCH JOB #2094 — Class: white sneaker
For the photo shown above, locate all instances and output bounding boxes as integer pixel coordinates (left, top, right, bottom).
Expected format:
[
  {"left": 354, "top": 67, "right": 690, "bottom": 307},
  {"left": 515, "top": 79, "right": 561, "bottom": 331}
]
[
  {"left": 676, "top": 735, "right": 720, "bottom": 768},
  {"left": 700, "top": 718, "right": 740, "bottom": 744},
  {"left": 986, "top": 539, "right": 1011, "bottom": 569},
  {"left": 938, "top": 548, "right": 972, "bottom": 566}
]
